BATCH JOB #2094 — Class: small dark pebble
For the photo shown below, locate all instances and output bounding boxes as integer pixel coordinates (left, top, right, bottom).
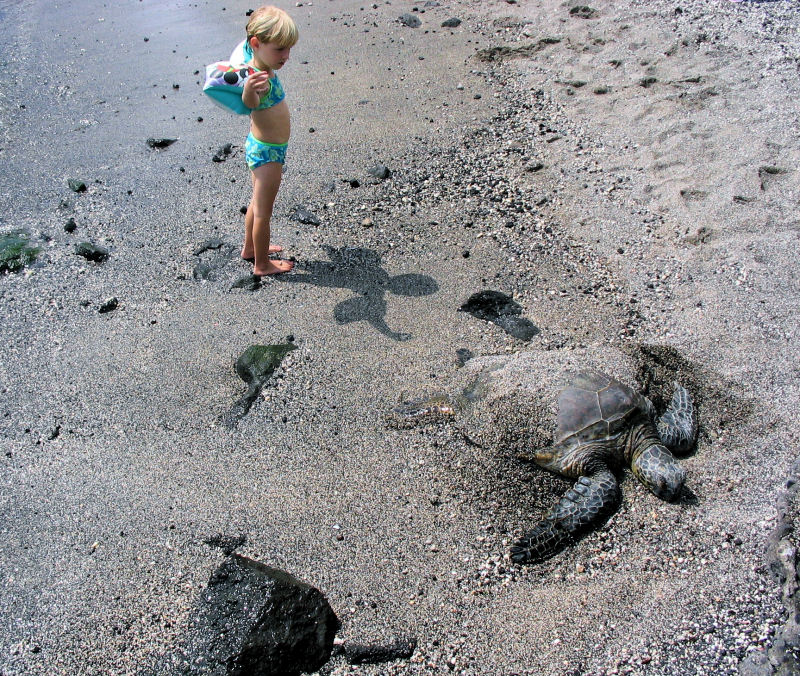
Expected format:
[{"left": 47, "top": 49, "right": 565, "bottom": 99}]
[
  {"left": 67, "top": 179, "right": 87, "bottom": 193},
  {"left": 640, "top": 77, "right": 658, "bottom": 88},
  {"left": 441, "top": 17, "right": 461, "bottom": 27},
  {"left": 146, "top": 138, "right": 178, "bottom": 149},
  {"left": 64, "top": 218, "right": 77, "bottom": 233},
  {"left": 292, "top": 205, "right": 321, "bottom": 226},
  {"left": 74, "top": 242, "right": 110, "bottom": 263},
  {"left": 367, "top": 164, "right": 392, "bottom": 180},
  {"left": 344, "top": 636, "right": 417, "bottom": 665},
  {"left": 759, "top": 165, "right": 787, "bottom": 176},
  {"left": 98, "top": 297, "right": 118, "bottom": 313},
  {"left": 240, "top": 206, "right": 248, "bottom": 214},
  {"left": 399, "top": 13, "right": 422, "bottom": 28},
  {"left": 455, "top": 348, "right": 474, "bottom": 367},
  {"left": 569, "top": 5, "right": 597, "bottom": 19},
  {"left": 212, "top": 143, "right": 233, "bottom": 162}
]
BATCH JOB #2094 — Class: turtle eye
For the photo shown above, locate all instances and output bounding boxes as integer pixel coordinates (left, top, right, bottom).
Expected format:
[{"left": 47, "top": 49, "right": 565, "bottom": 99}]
[{"left": 223, "top": 71, "right": 240, "bottom": 85}]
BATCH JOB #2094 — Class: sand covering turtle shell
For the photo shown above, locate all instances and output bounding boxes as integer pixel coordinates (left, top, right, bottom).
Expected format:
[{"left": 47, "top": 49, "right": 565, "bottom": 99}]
[{"left": 449, "top": 346, "right": 643, "bottom": 461}]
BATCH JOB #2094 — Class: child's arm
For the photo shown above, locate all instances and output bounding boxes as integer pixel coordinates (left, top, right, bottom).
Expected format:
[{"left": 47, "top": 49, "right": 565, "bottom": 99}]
[{"left": 241, "top": 70, "right": 272, "bottom": 109}]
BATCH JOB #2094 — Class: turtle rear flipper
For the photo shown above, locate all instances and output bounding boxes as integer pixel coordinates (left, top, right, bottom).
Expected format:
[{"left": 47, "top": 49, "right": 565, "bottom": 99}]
[
  {"left": 657, "top": 382, "right": 697, "bottom": 453},
  {"left": 510, "top": 469, "right": 619, "bottom": 563},
  {"left": 510, "top": 518, "right": 573, "bottom": 564}
]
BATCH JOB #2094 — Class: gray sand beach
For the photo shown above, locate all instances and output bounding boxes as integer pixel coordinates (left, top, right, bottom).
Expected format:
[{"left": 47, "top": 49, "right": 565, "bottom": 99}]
[{"left": 1, "top": 0, "right": 799, "bottom": 674}]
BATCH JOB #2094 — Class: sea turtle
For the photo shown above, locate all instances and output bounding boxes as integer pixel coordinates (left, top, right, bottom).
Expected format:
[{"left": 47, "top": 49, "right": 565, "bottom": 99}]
[{"left": 391, "top": 349, "right": 698, "bottom": 563}]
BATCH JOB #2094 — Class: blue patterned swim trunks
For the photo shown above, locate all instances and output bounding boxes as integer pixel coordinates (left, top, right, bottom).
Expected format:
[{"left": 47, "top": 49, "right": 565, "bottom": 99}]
[{"left": 245, "top": 133, "right": 287, "bottom": 169}]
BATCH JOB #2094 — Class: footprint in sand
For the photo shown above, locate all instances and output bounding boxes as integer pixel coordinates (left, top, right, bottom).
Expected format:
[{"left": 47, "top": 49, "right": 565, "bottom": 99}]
[{"left": 758, "top": 165, "right": 789, "bottom": 191}]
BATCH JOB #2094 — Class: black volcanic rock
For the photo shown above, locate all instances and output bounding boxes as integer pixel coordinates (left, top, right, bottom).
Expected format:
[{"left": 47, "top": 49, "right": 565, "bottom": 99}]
[{"left": 174, "top": 555, "right": 340, "bottom": 675}]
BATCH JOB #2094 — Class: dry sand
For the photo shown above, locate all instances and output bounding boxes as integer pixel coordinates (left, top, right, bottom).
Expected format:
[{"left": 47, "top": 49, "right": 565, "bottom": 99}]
[{"left": 1, "top": 0, "right": 799, "bottom": 674}]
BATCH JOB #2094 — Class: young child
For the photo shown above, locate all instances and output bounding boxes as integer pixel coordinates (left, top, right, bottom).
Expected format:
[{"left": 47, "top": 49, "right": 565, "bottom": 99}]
[{"left": 240, "top": 6, "right": 298, "bottom": 275}]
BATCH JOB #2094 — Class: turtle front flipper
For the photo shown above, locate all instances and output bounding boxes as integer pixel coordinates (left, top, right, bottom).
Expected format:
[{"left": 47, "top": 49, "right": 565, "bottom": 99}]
[
  {"left": 510, "top": 468, "right": 619, "bottom": 564},
  {"left": 657, "top": 382, "right": 697, "bottom": 453}
]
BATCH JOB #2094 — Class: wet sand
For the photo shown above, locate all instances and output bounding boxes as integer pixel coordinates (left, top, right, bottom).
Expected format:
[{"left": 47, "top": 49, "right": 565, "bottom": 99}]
[{"left": 1, "top": 0, "right": 799, "bottom": 674}]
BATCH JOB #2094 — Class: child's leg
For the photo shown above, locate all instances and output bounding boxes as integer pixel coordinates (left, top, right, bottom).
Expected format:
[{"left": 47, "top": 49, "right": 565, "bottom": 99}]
[
  {"left": 250, "top": 162, "right": 293, "bottom": 276},
  {"left": 242, "top": 202, "right": 282, "bottom": 260}
]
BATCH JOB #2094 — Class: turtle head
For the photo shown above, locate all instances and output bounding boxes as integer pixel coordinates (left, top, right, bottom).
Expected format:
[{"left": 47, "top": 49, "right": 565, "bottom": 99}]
[{"left": 631, "top": 444, "right": 686, "bottom": 501}]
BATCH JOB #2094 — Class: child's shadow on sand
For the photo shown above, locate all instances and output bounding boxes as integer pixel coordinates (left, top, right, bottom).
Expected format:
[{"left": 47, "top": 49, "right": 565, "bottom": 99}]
[{"left": 278, "top": 245, "right": 438, "bottom": 341}]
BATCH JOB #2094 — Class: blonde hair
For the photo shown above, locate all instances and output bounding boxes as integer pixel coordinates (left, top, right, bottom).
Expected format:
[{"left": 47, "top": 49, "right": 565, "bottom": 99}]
[{"left": 246, "top": 6, "right": 298, "bottom": 48}]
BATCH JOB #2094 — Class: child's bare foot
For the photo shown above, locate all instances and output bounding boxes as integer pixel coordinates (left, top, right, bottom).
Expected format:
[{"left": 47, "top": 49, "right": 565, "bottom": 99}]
[
  {"left": 241, "top": 244, "right": 283, "bottom": 261},
  {"left": 253, "top": 259, "right": 294, "bottom": 276}
]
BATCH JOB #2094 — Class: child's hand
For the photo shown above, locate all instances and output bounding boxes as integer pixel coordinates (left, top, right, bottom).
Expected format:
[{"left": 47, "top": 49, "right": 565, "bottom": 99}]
[{"left": 243, "top": 70, "right": 272, "bottom": 98}]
